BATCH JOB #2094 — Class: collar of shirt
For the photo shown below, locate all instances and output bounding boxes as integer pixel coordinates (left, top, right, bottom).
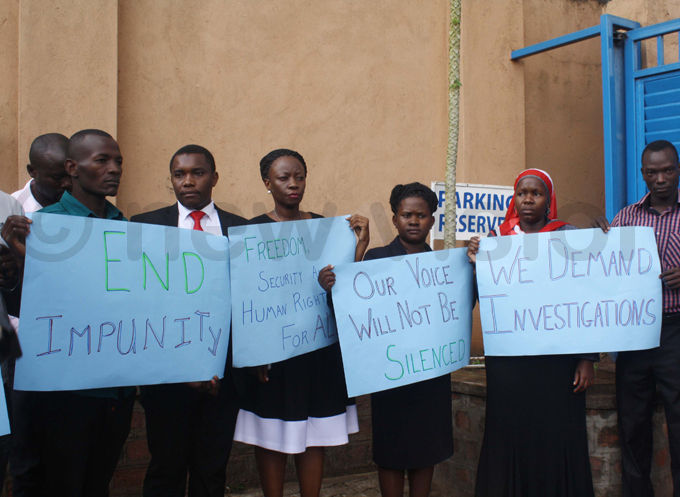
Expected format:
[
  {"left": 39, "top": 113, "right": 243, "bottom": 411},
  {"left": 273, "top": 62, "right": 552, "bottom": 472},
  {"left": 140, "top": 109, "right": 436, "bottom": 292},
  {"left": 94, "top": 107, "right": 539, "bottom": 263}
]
[
  {"left": 11, "top": 179, "right": 43, "bottom": 213},
  {"left": 177, "top": 200, "right": 222, "bottom": 236},
  {"left": 40, "top": 191, "right": 126, "bottom": 220},
  {"left": 635, "top": 190, "right": 680, "bottom": 216}
]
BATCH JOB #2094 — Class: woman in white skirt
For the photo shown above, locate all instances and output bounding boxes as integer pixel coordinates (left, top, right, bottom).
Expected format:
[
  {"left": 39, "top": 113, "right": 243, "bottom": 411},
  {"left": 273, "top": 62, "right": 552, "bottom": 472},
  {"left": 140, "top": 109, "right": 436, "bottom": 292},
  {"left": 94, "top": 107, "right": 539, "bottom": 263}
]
[{"left": 233, "top": 148, "right": 369, "bottom": 497}]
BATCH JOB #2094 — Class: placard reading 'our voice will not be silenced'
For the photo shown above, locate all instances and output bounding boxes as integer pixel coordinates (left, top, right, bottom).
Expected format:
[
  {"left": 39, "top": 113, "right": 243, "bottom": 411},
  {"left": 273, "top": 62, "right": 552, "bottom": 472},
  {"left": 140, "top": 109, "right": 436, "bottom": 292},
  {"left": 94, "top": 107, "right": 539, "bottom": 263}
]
[{"left": 332, "top": 248, "right": 474, "bottom": 397}]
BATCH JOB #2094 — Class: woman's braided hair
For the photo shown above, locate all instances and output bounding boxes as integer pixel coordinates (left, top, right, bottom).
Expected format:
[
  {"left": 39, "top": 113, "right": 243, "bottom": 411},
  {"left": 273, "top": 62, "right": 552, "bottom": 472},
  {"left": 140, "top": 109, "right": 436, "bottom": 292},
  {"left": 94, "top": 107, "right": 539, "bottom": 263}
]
[{"left": 389, "top": 182, "right": 438, "bottom": 215}]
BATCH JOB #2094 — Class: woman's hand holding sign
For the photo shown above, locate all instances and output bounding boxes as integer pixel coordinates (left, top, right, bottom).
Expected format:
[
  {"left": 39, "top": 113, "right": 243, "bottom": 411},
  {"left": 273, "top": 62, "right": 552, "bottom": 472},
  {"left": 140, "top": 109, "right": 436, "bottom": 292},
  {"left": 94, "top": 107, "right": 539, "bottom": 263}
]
[
  {"left": 573, "top": 360, "right": 595, "bottom": 393},
  {"left": 318, "top": 265, "right": 336, "bottom": 292},
  {"left": 467, "top": 236, "right": 481, "bottom": 265}
]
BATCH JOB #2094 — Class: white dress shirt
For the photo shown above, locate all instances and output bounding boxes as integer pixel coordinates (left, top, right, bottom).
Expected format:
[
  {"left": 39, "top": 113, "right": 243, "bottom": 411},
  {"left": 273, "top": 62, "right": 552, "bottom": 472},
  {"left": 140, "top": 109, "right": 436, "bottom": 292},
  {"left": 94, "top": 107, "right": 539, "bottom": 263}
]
[
  {"left": 177, "top": 200, "right": 222, "bottom": 236},
  {"left": 12, "top": 179, "right": 42, "bottom": 214},
  {"left": 0, "top": 191, "right": 23, "bottom": 383}
]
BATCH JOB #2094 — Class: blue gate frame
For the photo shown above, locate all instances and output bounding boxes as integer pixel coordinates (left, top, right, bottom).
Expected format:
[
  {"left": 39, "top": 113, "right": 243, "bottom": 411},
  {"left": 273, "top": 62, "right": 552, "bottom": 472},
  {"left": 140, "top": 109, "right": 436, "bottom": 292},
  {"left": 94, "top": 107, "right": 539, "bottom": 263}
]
[{"left": 509, "top": 15, "right": 680, "bottom": 220}]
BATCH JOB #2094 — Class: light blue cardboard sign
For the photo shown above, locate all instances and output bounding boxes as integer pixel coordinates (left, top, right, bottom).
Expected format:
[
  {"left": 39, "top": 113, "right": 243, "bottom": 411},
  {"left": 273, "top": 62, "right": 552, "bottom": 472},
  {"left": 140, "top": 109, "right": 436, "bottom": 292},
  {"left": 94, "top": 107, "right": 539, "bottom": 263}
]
[
  {"left": 14, "top": 213, "right": 231, "bottom": 391},
  {"left": 228, "top": 216, "right": 355, "bottom": 367},
  {"left": 476, "top": 227, "right": 663, "bottom": 356},
  {"left": 0, "top": 385, "right": 9, "bottom": 435},
  {"left": 332, "top": 248, "right": 474, "bottom": 398}
]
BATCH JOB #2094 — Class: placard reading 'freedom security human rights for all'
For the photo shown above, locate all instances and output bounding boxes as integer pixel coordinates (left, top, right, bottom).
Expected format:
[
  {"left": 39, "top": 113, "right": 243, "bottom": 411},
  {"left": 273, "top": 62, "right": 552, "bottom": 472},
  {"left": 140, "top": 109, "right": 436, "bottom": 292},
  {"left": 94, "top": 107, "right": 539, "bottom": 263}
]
[
  {"left": 15, "top": 213, "right": 232, "bottom": 391},
  {"left": 476, "top": 227, "right": 663, "bottom": 356},
  {"left": 332, "top": 248, "right": 474, "bottom": 398},
  {"left": 228, "top": 216, "right": 356, "bottom": 367}
]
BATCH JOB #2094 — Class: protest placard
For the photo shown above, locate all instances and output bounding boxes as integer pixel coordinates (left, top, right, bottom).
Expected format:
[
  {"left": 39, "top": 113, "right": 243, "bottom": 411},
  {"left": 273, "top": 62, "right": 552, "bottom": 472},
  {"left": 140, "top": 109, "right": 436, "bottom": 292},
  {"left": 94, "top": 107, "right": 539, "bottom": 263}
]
[
  {"left": 332, "top": 248, "right": 474, "bottom": 397},
  {"left": 0, "top": 386, "right": 8, "bottom": 435},
  {"left": 14, "top": 213, "right": 231, "bottom": 391},
  {"left": 228, "top": 216, "right": 355, "bottom": 367},
  {"left": 476, "top": 227, "right": 662, "bottom": 355}
]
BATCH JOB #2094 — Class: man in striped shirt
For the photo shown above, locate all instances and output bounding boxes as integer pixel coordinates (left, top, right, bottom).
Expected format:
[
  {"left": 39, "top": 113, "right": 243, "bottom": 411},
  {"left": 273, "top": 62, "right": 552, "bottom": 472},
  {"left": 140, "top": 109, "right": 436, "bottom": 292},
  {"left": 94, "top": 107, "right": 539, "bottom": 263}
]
[{"left": 593, "top": 139, "right": 680, "bottom": 497}]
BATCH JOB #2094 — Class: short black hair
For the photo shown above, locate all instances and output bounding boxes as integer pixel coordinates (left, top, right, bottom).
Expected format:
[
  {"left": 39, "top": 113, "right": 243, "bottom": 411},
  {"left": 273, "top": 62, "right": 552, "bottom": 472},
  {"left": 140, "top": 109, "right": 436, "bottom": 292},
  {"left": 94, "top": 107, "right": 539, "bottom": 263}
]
[
  {"left": 67, "top": 129, "right": 114, "bottom": 161},
  {"left": 29, "top": 133, "right": 69, "bottom": 166},
  {"left": 169, "top": 144, "right": 216, "bottom": 173},
  {"left": 260, "top": 149, "right": 307, "bottom": 181},
  {"left": 389, "top": 182, "right": 438, "bottom": 215},
  {"left": 642, "top": 139, "right": 679, "bottom": 165}
]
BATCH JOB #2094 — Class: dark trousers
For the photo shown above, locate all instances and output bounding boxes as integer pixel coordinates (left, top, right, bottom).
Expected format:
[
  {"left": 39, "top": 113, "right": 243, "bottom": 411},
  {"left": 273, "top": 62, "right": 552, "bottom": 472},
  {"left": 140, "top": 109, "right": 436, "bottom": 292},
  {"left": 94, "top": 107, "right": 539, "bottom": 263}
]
[
  {"left": 0, "top": 382, "right": 12, "bottom": 485},
  {"left": 617, "top": 314, "right": 680, "bottom": 497},
  {"left": 140, "top": 381, "right": 239, "bottom": 497},
  {"left": 10, "top": 389, "right": 135, "bottom": 497}
]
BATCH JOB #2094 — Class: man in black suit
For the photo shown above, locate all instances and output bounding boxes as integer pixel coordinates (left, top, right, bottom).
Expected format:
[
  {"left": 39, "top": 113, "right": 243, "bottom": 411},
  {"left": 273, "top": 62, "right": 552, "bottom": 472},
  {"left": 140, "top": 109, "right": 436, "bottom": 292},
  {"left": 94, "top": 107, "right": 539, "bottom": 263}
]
[{"left": 130, "top": 144, "right": 247, "bottom": 497}]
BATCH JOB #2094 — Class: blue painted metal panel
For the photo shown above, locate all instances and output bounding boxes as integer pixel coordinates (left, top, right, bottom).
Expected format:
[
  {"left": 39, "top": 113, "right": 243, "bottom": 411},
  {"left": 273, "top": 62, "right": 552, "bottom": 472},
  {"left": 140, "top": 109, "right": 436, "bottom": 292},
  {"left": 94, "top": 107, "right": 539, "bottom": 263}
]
[
  {"left": 601, "top": 14, "right": 640, "bottom": 220},
  {"left": 643, "top": 88, "right": 680, "bottom": 107},
  {"left": 624, "top": 32, "right": 642, "bottom": 205},
  {"left": 645, "top": 129, "right": 680, "bottom": 142},
  {"left": 511, "top": 25, "right": 601, "bottom": 61},
  {"left": 645, "top": 115, "right": 680, "bottom": 132},
  {"left": 632, "top": 72, "right": 680, "bottom": 201},
  {"left": 646, "top": 76, "right": 680, "bottom": 93},
  {"left": 626, "top": 17, "right": 680, "bottom": 205},
  {"left": 644, "top": 102, "right": 680, "bottom": 120},
  {"left": 635, "top": 79, "right": 649, "bottom": 201}
]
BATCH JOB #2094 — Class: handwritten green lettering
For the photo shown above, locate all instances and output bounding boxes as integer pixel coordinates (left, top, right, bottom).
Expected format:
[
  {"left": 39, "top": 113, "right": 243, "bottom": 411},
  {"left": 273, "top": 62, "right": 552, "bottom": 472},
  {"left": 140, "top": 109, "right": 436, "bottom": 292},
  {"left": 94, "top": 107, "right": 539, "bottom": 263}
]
[{"left": 103, "top": 231, "right": 130, "bottom": 292}]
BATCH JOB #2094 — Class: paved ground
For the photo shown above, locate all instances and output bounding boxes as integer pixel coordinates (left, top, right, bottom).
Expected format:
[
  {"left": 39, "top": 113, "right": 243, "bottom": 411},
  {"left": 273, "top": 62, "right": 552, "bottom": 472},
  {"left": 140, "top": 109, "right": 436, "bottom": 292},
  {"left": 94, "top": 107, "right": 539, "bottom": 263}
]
[{"left": 232, "top": 472, "right": 390, "bottom": 497}]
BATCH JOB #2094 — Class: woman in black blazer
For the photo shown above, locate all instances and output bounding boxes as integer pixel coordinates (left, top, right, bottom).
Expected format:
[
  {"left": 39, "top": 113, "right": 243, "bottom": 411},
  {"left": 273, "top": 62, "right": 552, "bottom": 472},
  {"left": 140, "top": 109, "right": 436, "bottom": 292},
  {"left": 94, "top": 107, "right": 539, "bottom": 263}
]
[{"left": 319, "top": 182, "right": 453, "bottom": 497}]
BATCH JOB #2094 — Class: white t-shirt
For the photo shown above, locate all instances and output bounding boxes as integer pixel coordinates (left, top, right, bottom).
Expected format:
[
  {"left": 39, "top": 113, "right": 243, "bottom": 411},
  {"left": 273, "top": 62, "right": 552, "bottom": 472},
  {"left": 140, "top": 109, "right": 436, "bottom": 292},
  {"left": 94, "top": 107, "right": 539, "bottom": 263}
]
[{"left": 12, "top": 179, "right": 42, "bottom": 214}]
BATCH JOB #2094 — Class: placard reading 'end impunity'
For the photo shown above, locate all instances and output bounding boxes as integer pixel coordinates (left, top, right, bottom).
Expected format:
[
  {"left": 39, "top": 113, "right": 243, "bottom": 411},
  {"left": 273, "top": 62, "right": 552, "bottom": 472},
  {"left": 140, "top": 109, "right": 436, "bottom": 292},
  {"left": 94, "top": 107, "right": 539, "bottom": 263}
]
[{"left": 15, "top": 213, "right": 232, "bottom": 391}]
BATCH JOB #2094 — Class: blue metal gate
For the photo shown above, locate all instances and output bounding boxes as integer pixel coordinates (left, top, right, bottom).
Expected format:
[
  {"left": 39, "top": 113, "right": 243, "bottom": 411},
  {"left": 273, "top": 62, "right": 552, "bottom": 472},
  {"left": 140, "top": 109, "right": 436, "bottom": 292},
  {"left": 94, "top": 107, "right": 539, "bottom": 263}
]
[
  {"left": 625, "top": 19, "right": 680, "bottom": 203},
  {"left": 511, "top": 14, "right": 680, "bottom": 220}
]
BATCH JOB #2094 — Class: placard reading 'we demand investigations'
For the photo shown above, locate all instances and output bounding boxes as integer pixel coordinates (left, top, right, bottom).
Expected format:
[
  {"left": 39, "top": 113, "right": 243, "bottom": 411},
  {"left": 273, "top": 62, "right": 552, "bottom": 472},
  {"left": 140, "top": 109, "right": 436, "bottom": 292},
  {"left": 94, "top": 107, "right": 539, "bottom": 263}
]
[
  {"left": 476, "top": 227, "right": 663, "bottom": 356},
  {"left": 332, "top": 248, "right": 474, "bottom": 397},
  {"left": 228, "top": 216, "right": 356, "bottom": 367},
  {"left": 15, "top": 213, "right": 232, "bottom": 391}
]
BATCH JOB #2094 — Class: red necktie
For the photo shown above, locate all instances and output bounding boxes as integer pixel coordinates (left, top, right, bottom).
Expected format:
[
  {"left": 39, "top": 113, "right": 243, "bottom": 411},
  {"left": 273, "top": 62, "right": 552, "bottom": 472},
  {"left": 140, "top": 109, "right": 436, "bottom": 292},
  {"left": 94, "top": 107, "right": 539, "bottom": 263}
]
[{"left": 189, "top": 211, "right": 205, "bottom": 231}]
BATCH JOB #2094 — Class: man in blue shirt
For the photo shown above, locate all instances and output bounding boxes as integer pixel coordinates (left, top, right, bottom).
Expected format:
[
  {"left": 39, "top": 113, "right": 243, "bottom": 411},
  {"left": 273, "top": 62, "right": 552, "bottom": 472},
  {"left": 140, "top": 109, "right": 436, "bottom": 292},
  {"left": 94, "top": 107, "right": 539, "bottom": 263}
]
[{"left": 3, "top": 129, "right": 135, "bottom": 497}]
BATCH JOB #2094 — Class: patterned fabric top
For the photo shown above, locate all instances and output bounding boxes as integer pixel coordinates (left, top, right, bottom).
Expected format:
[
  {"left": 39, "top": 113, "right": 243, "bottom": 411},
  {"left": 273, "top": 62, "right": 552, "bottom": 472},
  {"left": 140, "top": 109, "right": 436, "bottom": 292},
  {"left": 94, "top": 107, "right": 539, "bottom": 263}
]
[{"left": 612, "top": 191, "right": 680, "bottom": 314}]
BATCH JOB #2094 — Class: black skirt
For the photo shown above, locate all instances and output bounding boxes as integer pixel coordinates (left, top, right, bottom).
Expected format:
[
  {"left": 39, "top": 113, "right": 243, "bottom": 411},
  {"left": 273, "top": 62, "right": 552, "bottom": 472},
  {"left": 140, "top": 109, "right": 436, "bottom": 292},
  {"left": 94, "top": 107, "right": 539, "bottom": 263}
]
[
  {"left": 233, "top": 342, "right": 358, "bottom": 454},
  {"left": 475, "top": 355, "right": 594, "bottom": 497},
  {"left": 371, "top": 373, "right": 454, "bottom": 469}
]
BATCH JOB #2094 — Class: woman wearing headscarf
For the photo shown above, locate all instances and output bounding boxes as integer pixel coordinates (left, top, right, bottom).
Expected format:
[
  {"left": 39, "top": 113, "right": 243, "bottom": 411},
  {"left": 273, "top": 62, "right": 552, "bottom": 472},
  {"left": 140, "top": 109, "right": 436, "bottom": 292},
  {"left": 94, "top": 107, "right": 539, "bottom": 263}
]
[{"left": 467, "top": 169, "right": 597, "bottom": 497}]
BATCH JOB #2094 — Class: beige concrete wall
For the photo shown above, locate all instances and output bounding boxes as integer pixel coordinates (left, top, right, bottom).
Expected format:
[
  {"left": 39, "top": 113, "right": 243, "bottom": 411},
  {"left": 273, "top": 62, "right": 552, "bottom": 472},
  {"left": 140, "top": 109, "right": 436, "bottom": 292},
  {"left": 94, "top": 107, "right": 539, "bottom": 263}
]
[
  {"left": 117, "top": 0, "right": 450, "bottom": 251},
  {"left": 521, "top": 0, "right": 605, "bottom": 228},
  {"left": 17, "top": 0, "right": 118, "bottom": 188},
  {"left": 0, "top": 0, "right": 18, "bottom": 194},
  {"left": 456, "top": 0, "right": 526, "bottom": 186}
]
